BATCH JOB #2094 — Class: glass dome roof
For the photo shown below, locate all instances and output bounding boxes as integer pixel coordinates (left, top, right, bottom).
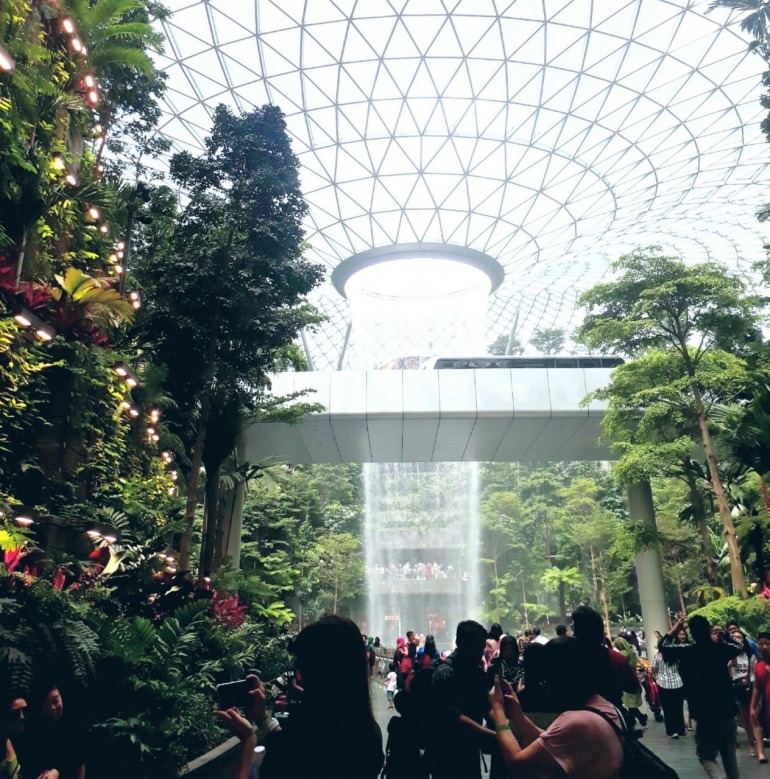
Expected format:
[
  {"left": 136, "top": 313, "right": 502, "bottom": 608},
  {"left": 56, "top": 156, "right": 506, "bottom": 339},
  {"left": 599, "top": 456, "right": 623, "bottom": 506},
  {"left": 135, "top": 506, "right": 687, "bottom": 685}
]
[{"left": 154, "top": 0, "right": 770, "bottom": 368}]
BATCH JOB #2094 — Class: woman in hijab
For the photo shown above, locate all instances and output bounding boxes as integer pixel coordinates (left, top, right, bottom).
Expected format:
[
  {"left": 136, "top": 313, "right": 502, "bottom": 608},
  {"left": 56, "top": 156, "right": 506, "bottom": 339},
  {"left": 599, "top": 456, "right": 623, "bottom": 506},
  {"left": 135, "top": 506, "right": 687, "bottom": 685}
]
[{"left": 614, "top": 635, "right": 647, "bottom": 728}]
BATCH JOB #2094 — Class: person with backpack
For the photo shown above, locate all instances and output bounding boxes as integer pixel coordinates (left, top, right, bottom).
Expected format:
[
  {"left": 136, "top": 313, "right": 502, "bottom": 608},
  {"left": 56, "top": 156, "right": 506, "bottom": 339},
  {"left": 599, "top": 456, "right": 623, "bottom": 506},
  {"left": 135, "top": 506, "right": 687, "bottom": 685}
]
[
  {"left": 489, "top": 636, "right": 625, "bottom": 778},
  {"left": 428, "top": 620, "right": 498, "bottom": 779},
  {"left": 660, "top": 614, "right": 743, "bottom": 779}
]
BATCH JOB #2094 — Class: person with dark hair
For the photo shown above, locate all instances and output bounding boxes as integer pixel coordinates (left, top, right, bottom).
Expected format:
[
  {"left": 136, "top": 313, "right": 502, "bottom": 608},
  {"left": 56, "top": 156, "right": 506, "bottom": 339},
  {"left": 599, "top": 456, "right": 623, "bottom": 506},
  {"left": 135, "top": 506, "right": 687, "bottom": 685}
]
[
  {"left": 217, "top": 615, "right": 384, "bottom": 779},
  {"left": 487, "top": 636, "right": 522, "bottom": 690},
  {"left": 613, "top": 636, "right": 647, "bottom": 728},
  {"left": 570, "top": 605, "right": 640, "bottom": 709},
  {"left": 382, "top": 692, "right": 421, "bottom": 779},
  {"left": 0, "top": 694, "right": 26, "bottom": 779},
  {"left": 416, "top": 635, "right": 440, "bottom": 669},
  {"left": 531, "top": 627, "right": 549, "bottom": 646},
  {"left": 429, "top": 620, "right": 497, "bottom": 779},
  {"left": 660, "top": 615, "right": 743, "bottom": 779},
  {"left": 486, "top": 623, "right": 504, "bottom": 664},
  {"left": 516, "top": 643, "right": 560, "bottom": 730},
  {"left": 651, "top": 644, "right": 686, "bottom": 739},
  {"left": 750, "top": 631, "right": 770, "bottom": 764},
  {"left": 490, "top": 637, "right": 625, "bottom": 778},
  {"left": 555, "top": 624, "right": 568, "bottom": 638},
  {"left": 727, "top": 620, "right": 760, "bottom": 659},
  {"left": 15, "top": 683, "right": 85, "bottom": 779},
  {"left": 728, "top": 625, "right": 758, "bottom": 757}
]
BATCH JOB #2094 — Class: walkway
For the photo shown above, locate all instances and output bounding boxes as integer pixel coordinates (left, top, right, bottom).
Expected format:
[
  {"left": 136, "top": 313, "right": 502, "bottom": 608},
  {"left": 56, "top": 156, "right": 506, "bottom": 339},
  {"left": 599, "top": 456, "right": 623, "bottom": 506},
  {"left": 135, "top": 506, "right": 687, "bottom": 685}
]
[{"left": 371, "top": 680, "right": 769, "bottom": 779}]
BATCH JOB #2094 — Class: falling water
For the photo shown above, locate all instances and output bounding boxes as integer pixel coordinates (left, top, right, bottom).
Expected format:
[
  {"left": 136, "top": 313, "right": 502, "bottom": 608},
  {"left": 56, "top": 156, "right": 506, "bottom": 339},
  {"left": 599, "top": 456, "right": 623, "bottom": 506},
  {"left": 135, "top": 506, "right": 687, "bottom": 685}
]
[{"left": 365, "top": 462, "right": 482, "bottom": 651}]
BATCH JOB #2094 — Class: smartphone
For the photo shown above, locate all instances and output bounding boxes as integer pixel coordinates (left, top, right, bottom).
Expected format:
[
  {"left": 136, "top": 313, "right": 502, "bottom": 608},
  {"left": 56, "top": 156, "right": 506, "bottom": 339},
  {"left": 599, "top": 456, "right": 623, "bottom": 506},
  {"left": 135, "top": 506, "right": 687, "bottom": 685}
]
[{"left": 216, "top": 678, "right": 255, "bottom": 710}]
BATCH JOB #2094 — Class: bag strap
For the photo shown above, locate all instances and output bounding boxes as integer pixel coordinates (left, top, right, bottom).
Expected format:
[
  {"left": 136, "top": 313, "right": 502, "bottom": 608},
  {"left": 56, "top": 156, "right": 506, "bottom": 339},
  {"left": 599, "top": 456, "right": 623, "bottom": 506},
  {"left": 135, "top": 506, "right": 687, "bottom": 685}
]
[{"left": 581, "top": 705, "right": 632, "bottom": 750}]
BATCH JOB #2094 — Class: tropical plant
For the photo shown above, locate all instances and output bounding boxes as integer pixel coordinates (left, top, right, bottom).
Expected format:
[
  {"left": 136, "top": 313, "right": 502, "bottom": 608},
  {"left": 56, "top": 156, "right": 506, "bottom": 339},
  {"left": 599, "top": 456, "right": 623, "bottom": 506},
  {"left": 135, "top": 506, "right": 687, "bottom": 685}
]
[{"left": 579, "top": 248, "right": 763, "bottom": 596}]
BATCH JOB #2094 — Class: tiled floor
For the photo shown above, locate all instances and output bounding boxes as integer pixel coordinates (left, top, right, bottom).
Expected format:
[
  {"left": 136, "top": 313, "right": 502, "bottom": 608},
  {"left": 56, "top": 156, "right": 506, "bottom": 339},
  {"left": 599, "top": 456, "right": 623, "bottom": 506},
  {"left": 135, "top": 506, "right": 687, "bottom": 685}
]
[{"left": 372, "top": 680, "right": 770, "bottom": 779}]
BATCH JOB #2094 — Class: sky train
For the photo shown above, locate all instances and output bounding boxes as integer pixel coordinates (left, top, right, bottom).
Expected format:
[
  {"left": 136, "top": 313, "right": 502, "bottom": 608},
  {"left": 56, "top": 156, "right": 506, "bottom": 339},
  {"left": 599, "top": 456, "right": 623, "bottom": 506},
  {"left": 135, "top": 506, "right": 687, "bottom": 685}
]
[{"left": 423, "top": 355, "right": 625, "bottom": 370}]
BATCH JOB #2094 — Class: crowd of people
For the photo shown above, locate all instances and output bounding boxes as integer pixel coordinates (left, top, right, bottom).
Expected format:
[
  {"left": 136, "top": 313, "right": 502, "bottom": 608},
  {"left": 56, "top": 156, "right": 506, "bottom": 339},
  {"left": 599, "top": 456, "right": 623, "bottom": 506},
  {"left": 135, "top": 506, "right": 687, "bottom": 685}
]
[
  {"left": 371, "top": 563, "right": 469, "bottom": 581},
  {"left": 10, "top": 607, "right": 765, "bottom": 778}
]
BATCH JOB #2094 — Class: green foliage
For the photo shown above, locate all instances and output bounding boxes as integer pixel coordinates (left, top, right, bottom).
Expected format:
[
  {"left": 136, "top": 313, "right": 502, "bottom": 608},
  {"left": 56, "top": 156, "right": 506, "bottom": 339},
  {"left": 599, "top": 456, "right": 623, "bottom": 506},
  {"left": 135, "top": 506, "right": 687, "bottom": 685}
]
[
  {"left": 530, "top": 327, "right": 566, "bottom": 355},
  {"left": 690, "top": 595, "right": 770, "bottom": 637}
]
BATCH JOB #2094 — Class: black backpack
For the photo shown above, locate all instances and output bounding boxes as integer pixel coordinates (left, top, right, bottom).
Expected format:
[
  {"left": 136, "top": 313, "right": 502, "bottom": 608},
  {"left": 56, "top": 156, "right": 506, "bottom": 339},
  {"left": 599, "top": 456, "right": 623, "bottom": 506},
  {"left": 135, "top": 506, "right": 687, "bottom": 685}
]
[{"left": 583, "top": 706, "right": 679, "bottom": 779}]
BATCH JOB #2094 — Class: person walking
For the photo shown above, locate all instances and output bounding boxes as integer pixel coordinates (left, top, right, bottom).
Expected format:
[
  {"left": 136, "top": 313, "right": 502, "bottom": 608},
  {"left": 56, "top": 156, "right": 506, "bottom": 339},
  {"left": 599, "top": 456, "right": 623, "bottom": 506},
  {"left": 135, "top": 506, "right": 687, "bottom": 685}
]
[
  {"left": 651, "top": 647, "right": 686, "bottom": 738},
  {"left": 749, "top": 631, "right": 770, "bottom": 764},
  {"left": 613, "top": 636, "right": 647, "bottom": 728},
  {"left": 660, "top": 615, "right": 743, "bottom": 779}
]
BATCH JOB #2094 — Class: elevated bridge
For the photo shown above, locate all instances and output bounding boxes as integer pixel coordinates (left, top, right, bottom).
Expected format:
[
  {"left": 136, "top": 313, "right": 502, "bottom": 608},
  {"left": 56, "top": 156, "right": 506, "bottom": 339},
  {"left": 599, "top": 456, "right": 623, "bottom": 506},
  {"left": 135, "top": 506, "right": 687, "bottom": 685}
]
[{"left": 242, "top": 368, "right": 613, "bottom": 464}]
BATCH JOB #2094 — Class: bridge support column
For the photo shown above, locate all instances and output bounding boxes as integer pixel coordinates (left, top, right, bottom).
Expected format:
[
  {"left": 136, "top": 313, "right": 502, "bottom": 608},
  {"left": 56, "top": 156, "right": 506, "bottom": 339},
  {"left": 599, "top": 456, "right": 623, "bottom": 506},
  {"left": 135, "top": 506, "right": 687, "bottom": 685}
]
[{"left": 627, "top": 481, "right": 670, "bottom": 648}]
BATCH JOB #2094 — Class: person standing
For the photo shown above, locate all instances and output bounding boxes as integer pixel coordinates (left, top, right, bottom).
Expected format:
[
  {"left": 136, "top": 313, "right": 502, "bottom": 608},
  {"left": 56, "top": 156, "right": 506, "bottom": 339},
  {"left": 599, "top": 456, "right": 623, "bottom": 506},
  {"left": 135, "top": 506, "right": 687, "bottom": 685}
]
[
  {"left": 651, "top": 647, "right": 686, "bottom": 738},
  {"left": 485, "top": 624, "right": 504, "bottom": 665},
  {"left": 749, "top": 631, "right": 770, "bottom": 764},
  {"left": 0, "top": 695, "right": 26, "bottom": 779},
  {"left": 429, "top": 621, "right": 497, "bottom": 779},
  {"left": 486, "top": 636, "right": 522, "bottom": 691},
  {"left": 613, "top": 636, "right": 647, "bottom": 728},
  {"left": 728, "top": 626, "right": 757, "bottom": 756},
  {"left": 386, "top": 668, "right": 398, "bottom": 710},
  {"left": 660, "top": 615, "right": 743, "bottom": 779}
]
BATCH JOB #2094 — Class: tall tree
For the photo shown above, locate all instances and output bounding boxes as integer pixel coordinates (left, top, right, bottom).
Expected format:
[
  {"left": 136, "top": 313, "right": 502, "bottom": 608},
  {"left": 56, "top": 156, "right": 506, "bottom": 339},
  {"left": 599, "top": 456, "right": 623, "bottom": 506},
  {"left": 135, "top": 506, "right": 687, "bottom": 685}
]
[
  {"left": 579, "top": 248, "right": 764, "bottom": 596},
  {"left": 530, "top": 327, "right": 565, "bottom": 355},
  {"left": 140, "top": 105, "right": 323, "bottom": 572},
  {"left": 480, "top": 491, "right": 522, "bottom": 622}
]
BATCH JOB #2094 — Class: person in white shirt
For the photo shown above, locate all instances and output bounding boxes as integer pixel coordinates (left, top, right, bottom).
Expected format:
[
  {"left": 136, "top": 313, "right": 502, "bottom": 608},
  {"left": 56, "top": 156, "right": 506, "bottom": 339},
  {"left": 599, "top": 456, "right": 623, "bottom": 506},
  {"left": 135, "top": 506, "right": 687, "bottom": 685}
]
[{"left": 386, "top": 670, "right": 398, "bottom": 709}]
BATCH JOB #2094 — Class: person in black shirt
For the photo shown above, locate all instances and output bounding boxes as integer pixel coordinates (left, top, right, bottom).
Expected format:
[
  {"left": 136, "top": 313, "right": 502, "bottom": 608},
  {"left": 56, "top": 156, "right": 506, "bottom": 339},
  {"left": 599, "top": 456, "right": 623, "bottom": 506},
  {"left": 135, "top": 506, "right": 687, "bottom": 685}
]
[
  {"left": 660, "top": 615, "right": 743, "bottom": 779},
  {"left": 429, "top": 620, "right": 497, "bottom": 779},
  {"left": 217, "top": 615, "right": 383, "bottom": 779},
  {"left": 15, "top": 683, "right": 86, "bottom": 779}
]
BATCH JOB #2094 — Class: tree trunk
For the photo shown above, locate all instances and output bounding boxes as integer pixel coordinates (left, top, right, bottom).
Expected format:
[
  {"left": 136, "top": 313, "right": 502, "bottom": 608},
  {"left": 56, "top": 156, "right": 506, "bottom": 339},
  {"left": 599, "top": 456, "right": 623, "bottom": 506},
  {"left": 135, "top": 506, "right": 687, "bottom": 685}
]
[
  {"left": 599, "top": 574, "right": 611, "bottom": 638},
  {"left": 752, "top": 521, "right": 766, "bottom": 586},
  {"left": 589, "top": 546, "right": 599, "bottom": 604},
  {"left": 494, "top": 556, "right": 500, "bottom": 623},
  {"left": 178, "top": 315, "right": 219, "bottom": 572},
  {"left": 14, "top": 227, "right": 28, "bottom": 286},
  {"left": 691, "top": 390, "right": 747, "bottom": 596},
  {"left": 558, "top": 580, "right": 567, "bottom": 625},
  {"left": 685, "top": 469, "right": 718, "bottom": 586},
  {"left": 199, "top": 461, "right": 222, "bottom": 579},
  {"left": 679, "top": 349, "right": 747, "bottom": 597},
  {"left": 333, "top": 575, "right": 339, "bottom": 614},
  {"left": 760, "top": 475, "right": 770, "bottom": 519},
  {"left": 674, "top": 563, "right": 686, "bottom": 615},
  {"left": 521, "top": 575, "right": 529, "bottom": 628}
]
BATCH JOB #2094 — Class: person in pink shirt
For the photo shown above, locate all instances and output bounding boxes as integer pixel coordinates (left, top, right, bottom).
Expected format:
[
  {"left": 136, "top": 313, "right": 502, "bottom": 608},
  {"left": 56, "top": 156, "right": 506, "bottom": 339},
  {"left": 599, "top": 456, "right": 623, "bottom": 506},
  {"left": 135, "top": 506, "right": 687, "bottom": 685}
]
[{"left": 490, "top": 636, "right": 624, "bottom": 778}]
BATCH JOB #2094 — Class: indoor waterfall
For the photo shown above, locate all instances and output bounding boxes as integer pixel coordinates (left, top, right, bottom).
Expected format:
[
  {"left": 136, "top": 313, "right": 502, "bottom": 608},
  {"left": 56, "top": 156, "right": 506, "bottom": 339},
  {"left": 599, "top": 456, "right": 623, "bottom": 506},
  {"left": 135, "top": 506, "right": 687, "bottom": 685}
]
[{"left": 364, "top": 462, "right": 481, "bottom": 651}]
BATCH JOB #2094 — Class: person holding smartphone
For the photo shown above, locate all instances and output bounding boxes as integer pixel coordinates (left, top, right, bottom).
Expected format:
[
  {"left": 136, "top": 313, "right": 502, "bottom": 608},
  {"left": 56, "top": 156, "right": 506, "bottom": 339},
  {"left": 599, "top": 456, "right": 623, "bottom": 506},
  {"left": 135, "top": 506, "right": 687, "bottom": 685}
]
[{"left": 217, "top": 615, "right": 383, "bottom": 779}]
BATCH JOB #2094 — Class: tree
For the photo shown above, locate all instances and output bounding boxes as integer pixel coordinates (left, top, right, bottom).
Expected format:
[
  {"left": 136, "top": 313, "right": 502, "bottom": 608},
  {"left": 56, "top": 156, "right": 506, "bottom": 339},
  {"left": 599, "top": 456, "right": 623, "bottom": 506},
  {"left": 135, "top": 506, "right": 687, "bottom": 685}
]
[
  {"left": 530, "top": 327, "right": 565, "bottom": 355},
  {"left": 138, "top": 105, "right": 324, "bottom": 572},
  {"left": 488, "top": 332, "right": 523, "bottom": 356},
  {"left": 579, "top": 248, "right": 764, "bottom": 596},
  {"left": 480, "top": 491, "right": 522, "bottom": 622},
  {"left": 308, "top": 532, "right": 363, "bottom": 614}
]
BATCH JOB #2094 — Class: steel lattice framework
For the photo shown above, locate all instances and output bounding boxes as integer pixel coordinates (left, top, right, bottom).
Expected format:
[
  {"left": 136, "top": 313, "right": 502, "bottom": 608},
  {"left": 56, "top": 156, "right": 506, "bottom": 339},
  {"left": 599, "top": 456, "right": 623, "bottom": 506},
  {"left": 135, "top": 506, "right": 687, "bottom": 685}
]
[{"left": 154, "top": 0, "right": 770, "bottom": 368}]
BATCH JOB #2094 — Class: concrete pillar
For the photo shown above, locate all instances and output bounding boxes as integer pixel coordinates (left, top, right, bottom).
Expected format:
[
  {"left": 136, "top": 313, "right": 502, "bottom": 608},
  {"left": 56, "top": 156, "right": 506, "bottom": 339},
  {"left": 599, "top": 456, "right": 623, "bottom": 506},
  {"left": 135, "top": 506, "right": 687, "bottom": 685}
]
[
  {"left": 627, "top": 481, "right": 670, "bottom": 648},
  {"left": 225, "top": 481, "right": 246, "bottom": 570}
]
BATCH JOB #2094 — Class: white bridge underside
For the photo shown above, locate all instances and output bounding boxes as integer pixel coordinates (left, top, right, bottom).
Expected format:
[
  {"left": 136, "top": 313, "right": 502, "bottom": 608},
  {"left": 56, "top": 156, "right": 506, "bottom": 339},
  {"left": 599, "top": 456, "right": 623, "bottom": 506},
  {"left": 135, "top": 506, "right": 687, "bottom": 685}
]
[{"left": 243, "top": 368, "right": 613, "bottom": 464}]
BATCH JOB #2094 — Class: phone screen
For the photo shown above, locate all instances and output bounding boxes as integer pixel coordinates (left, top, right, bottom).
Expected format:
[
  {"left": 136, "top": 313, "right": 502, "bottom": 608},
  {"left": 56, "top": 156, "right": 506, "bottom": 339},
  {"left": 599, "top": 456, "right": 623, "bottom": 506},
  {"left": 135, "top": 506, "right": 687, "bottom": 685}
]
[{"left": 216, "top": 679, "right": 254, "bottom": 710}]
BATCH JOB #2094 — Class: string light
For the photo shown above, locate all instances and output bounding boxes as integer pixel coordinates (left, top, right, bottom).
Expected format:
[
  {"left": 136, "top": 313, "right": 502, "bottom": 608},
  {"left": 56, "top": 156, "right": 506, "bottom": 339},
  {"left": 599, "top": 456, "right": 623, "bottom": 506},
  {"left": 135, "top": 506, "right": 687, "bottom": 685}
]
[
  {"left": 66, "top": 173, "right": 77, "bottom": 186},
  {"left": 71, "top": 38, "right": 82, "bottom": 53},
  {"left": 117, "top": 241, "right": 125, "bottom": 250},
  {"left": 84, "top": 74, "right": 95, "bottom": 88},
  {"left": 128, "top": 407, "right": 140, "bottom": 418},
  {"left": 88, "top": 206, "right": 100, "bottom": 220},
  {"left": 0, "top": 45, "right": 15, "bottom": 71},
  {"left": 52, "top": 153, "right": 65, "bottom": 170},
  {"left": 62, "top": 18, "right": 75, "bottom": 34},
  {"left": 99, "top": 224, "right": 108, "bottom": 234},
  {"left": 115, "top": 264, "right": 123, "bottom": 274},
  {"left": 149, "top": 408, "right": 160, "bottom": 423}
]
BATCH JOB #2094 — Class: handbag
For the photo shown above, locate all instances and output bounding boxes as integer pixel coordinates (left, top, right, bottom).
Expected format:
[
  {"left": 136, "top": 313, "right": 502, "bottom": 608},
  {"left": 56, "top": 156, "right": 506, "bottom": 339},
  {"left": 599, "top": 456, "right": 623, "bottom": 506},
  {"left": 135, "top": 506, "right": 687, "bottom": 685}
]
[{"left": 583, "top": 705, "right": 679, "bottom": 779}]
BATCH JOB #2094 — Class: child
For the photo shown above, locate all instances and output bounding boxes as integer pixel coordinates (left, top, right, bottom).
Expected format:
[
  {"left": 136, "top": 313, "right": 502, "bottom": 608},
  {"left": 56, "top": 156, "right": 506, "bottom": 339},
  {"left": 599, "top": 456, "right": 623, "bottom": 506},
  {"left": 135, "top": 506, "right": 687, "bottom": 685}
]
[{"left": 386, "top": 668, "right": 398, "bottom": 709}]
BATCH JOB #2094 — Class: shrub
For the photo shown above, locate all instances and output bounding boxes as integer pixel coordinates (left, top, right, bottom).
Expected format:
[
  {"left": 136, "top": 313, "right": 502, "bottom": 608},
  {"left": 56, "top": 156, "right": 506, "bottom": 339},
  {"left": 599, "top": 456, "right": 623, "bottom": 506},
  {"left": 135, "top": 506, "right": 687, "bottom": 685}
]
[{"left": 689, "top": 596, "right": 770, "bottom": 637}]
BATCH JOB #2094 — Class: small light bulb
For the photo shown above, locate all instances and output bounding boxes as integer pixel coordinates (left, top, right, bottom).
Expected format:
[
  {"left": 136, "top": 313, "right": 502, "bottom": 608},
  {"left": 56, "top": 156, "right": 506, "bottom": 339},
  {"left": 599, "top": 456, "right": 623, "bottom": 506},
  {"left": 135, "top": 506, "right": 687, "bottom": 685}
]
[
  {"left": 99, "top": 224, "right": 108, "bottom": 234},
  {"left": 119, "top": 401, "right": 131, "bottom": 410},
  {"left": 35, "top": 329, "right": 53, "bottom": 342},
  {"left": 71, "top": 38, "right": 82, "bottom": 52},
  {"left": 88, "top": 206, "right": 100, "bottom": 220},
  {"left": 117, "top": 241, "right": 125, "bottom": 250},
  {"left": 14, "top": 516, "right": 34, "bottom": 526},
  {"left": 152, "top": 434, "right": 160, "bottom": 443},
  {"left": 94, "top": 124, "right": 102, "bottom": 135},
  {"left": 132, "top": 300, "right": 141, "bottom": 310},
  {"left": 52, "top": 154, "right": 65, "bottom": 170},
  {"left": 85, "top": 74, "right": 95, "bottom": 88},
  {"left": 147, "top": 427, "right": 155, "bottom": 435},
  {"left": 117, "top": 251, "right": 124, "bottom": 259},
  {"left": 103, "top": 534, "right": 117, "bottom": 544},
  {"left": 14, "top": 313, "right": 32, "bottom": 327},
  {"left": 62, "top": 18, "right": 75, "bottom": 34},
  {"left": 129, "top": 407, "right": 140, "bottom": 418},
  {"left": 86, "top": 529, "right": 101, "bottom": 539},
  {"left": 66, "top": 173, "right": 77, "bottom": 186},
  {"left": 114, "top": 366, "right": 127, "bottom": 376},
  {"left": 96, "top": 164, "right": 104, "bottom": 173},
  {"left": 115, "top": 264, "right": 123, "bottom": 274},
  {"left": 126, "top": 377, "right": 137, "bottom": 388},
  {"left": 88, "top": 90, "right": 98, "bottom": 104}
]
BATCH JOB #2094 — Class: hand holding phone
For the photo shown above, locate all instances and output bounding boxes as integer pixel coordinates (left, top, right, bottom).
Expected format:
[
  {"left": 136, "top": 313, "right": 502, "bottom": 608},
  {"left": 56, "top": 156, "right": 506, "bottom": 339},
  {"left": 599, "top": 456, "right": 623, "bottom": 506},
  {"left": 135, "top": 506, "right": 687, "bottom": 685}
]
[{"left": 216, "top": 678, "right": 256, "bottom": 711}]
